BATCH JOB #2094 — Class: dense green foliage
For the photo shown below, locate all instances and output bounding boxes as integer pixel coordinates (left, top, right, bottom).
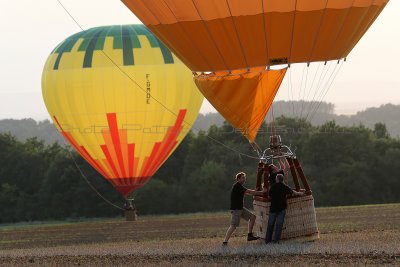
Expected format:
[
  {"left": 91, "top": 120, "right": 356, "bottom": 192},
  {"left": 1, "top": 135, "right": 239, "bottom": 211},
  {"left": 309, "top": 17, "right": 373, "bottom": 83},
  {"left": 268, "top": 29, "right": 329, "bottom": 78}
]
[{"left": 1, "top": 118, "right": 399, "bottom": 223}]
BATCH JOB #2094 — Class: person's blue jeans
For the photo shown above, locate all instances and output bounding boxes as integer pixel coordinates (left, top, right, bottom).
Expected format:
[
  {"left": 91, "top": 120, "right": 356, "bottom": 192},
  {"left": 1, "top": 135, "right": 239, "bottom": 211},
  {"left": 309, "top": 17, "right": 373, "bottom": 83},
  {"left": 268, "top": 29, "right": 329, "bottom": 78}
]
[{"left": 265, "top": 209, "right": 286, "bottom": 243}]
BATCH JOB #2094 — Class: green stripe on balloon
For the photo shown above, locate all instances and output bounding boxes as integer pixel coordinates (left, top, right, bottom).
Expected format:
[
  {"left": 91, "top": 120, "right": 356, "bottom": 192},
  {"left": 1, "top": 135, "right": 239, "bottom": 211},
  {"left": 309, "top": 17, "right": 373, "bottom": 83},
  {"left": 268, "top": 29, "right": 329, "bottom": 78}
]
[
  {"left": 78, "top": 27, "right": 102, "bottom": 51},
  {"left": 52, "top": 25, "right": 175, "bottom": 69},
  {"left": 122, "top": 26, "right": 134, "bottom": 66},
  {"left": 126, "top": 25, "right": 141, "bottom": 48},
  {"left": 83, "top": 30, "right": 104, "bottom": 68},
  {"left": 157, "top": 39, "right": 174, "bottom": 64}
]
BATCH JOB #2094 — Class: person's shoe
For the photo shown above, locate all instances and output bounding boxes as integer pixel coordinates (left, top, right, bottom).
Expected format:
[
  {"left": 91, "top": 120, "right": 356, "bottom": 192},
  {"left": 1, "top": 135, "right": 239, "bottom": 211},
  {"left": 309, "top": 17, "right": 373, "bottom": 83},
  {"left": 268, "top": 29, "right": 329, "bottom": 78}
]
[
  {"left": 247, "top": 233, "right": 260, "bottom": 241},
  {"left": 222, "top": 241, "right": 228, "bottom": 246}
]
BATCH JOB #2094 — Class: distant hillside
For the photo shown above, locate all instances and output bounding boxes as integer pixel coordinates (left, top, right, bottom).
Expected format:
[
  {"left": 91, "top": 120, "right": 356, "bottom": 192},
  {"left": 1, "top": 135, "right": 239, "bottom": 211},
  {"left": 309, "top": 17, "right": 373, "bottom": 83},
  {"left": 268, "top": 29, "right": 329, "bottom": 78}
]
[
  {"left": 193, "top": 102, "right": 400, "bottom": 137},
  {"left": 0, "top": 119, "right": 63, "bottom": 144},
  {"left": 335, "top": 104, "right": 400, "bottom": 138},
  {"left": 1, "top": 102, "right": 400, "bottom": 144}
]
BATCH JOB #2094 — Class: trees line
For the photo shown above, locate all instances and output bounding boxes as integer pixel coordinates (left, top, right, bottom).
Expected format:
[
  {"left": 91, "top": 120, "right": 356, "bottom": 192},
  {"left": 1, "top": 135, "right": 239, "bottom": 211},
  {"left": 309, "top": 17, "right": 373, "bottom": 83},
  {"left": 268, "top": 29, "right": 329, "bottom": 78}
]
[
  {"left": 0, "top": 117, "right": 399, "bottom": 223},
  {"left": 2, "top": 102, "right": 400, "bottom": 146}
]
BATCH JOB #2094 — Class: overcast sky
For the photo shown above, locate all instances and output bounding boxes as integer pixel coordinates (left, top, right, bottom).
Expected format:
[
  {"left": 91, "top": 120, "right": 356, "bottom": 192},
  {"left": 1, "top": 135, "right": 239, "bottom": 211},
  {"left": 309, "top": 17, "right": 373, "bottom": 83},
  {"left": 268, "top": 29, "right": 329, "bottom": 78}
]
[{"left": 0, "top": 0, "right": 399, "bottom": 120}]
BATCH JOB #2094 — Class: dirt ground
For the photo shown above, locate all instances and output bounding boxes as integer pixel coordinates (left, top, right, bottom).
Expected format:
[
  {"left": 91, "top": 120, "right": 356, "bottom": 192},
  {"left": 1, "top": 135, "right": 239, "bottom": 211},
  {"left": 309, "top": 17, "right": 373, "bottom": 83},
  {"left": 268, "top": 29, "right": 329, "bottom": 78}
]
[{"left": 0, "top": 204, "right": 399, "bottom": 266}]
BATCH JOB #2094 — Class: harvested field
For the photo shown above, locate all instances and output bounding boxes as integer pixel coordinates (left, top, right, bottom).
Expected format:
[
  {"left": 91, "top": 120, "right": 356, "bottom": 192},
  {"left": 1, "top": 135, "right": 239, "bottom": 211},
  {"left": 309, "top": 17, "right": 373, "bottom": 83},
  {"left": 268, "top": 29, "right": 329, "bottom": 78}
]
[{"left": 0, "top": 204, "right": 399, "bottom": 266}]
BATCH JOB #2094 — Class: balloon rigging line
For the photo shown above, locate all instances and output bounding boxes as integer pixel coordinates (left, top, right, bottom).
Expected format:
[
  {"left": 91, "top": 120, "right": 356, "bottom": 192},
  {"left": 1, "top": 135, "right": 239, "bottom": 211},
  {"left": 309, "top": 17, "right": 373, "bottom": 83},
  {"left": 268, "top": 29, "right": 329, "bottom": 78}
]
[
  {"left": 299, "top": 62, "right": 325, "bottom": 121},
  {"left": 297, "top": 65, "right": 306, "bottom": 117},
  {"left": 261, "top": 0, "right": 270, "bottom": 65},
  {"left": 64, "top": 141, "right": 124, "bottom": 210},
  {"left": 56, "top": 0, "right": 85, "bottom": 29},
  {"left": 249, "top": 142, "right": 262, "bottom": 159},
  {"left": 55, "top": 0, "right": 262, "bottom": 210},
  {"left": 52, "top": 1, "right": 124, "bottom": 210},
  {"left": 298, "top": 64, "right": 307, "bottom": 101},
  {"left": 304, "top": 61, "right": 333, "bottom": 120},
  {"left": 56, "top": 0, "right": 259, "bottom": 158},
  {"left": 288, "top": 0, "right": 297, "bottom": 117},
  {"left": 57, "top": 0, "right": 261, "bottom": 161},
  {"left": 308, "top": 62, "right": 332, "bottom": 116},
  {"left": 283, "top": 0, "right": 326, "bottom": 121},
  {"left": 57, "top": 0, "right": 345, "bottom": 175},
  {"left": 288, "top": 68, "right": 294, "bottom": 117},
  {"left": 56, "top": 0, "right": 131, "bottom": 209},
  {"left": 303, "top": 67, "right": 326, "bottom": 121},
  {"left": 160, "top": 0, "right": 213, "bottom": 71},
  {"left": 287, "top": 0, "right": 298, "bottom": 69},
  {"left": 54, "top": 0, "right": 349, "bottom": 209},
  {"left": 303, "top": 62, "right": 322, "bottom": 117},
  {"left": 318, "top": 63, "right": 339, "bottom": 102},
  {"left": 308, "top": 61, "right": 344, "bottom": 123},
  {"left": 308, "top": 62, "right": 340, "bottom": 119},
  {"left": 271, "top": 104, "right": 276, "bottom": 136},
  {"left": 299, "top": 65, "right": 310, "bottom": 119},
  {"left": 226, "top": 0, "right": 249, "bottom": 68},
  {"left": 191, "top": 0, "right": 230, "bottom": 72},
  {"left": 310, "top": 63, "right": 332, "bottom": 110},
  {"left": 307, "top": 0, "right": 329, "bottom": 63},
  {"left": 305, "top": 61, "right": 341, "bottom": 122},
  {"left": 299, "top": 0, "right": 353, "bottom": 121},
  {"left": 160, "top": 0, "right": 260, "bottom": 155}
]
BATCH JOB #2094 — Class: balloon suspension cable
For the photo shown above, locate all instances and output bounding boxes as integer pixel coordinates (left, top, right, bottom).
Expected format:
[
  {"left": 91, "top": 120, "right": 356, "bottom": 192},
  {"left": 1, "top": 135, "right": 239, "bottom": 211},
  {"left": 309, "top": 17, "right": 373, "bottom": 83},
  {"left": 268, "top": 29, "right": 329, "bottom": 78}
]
[
  {"left": 64, "top": 144, "right": 123, "bottom": 211},
  {"left": 249, "top": 141, "right": 263, "bottom": 159},
  {"left": 54, "top": 0, "right": 263, "bottom": 213},
  {"left": 301, "top": 61, "right": 322, "bottom": 120},
  {"left": 299, "top": 64, "right": 310, "bottom": 118},
  {"left": 55, "top": 0, "right": 260, "bottom": 164},
  {"left": 308, "top": 61, "right": 344, "bottom": 122},
  {"left": 288, "top": 67, "right": 296, "bottom": 117},
  {"left": 270, "top": 104, "right": 276, "bottom": 136},
  {"left": 304, "top": 60, "right": 343, "bottom": 122},
  {"left": 303, "top": 61, "right": 332, "bottom": 121}
]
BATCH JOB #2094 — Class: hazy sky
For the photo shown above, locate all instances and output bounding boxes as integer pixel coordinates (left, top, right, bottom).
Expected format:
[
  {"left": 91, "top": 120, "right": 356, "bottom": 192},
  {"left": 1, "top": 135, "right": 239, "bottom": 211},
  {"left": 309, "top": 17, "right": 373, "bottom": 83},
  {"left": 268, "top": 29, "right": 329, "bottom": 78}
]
[{"left": 0, "top": 0, "right": 399, "bottom": 120}]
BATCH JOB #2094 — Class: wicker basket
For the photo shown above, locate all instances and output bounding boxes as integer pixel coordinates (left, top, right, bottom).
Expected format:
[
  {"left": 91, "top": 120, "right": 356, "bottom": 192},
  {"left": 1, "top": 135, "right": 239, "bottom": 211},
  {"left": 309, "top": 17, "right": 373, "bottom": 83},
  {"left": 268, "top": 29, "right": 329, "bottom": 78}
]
[
  {"left": 124, "top": 210, "right": 137, "bottom": 221},
  {"left": 253, "top": 194, "right": 319, "bottom": 241}
]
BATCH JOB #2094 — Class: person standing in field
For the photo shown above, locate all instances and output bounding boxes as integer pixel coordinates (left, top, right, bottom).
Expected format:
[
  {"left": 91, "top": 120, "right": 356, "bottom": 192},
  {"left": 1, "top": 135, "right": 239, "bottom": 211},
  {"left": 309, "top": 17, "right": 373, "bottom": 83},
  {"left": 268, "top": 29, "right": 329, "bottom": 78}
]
[
  {"left": 222, "top": 172, "right": 266, "bottom": 246},
  {"left": 265, "top": 174, "right": 304, "bottom": 244}
]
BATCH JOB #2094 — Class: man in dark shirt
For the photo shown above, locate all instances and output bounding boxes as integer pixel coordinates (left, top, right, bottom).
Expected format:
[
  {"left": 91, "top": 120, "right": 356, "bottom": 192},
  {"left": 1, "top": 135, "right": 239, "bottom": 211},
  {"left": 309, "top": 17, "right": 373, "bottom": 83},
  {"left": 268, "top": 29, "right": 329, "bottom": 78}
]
[
  {"left": 265, "top": 174, "right": 304, "bottom": 243},
  {"left": 268, "top": 163, "right": 285, "bottom": 187},
  {"left": 223, "top": 172, "right": 266, "bottom": 246}
]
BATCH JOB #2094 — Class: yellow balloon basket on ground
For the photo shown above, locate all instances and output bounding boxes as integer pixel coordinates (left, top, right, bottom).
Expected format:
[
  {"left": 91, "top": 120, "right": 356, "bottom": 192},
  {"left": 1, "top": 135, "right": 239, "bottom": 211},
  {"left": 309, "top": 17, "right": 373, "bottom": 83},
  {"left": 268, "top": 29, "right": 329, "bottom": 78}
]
[{"left": 42, "top": 25, "right": 203, "bottom": 197}]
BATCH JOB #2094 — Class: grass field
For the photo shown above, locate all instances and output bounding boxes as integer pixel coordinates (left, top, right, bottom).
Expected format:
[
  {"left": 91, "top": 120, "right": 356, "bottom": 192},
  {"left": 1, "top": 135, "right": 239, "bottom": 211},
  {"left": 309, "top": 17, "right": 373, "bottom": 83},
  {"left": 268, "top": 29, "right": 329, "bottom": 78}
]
[{"left": 0, "top": 203, "right": 399, "bottom": 266}]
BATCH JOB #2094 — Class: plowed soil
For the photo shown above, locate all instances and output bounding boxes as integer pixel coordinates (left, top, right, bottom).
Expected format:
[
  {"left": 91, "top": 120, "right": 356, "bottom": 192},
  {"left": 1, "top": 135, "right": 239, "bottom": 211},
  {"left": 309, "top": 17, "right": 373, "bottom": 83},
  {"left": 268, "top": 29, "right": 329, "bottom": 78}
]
[{"left": 1, "top": 204, "right": 399, "bottom": 266}]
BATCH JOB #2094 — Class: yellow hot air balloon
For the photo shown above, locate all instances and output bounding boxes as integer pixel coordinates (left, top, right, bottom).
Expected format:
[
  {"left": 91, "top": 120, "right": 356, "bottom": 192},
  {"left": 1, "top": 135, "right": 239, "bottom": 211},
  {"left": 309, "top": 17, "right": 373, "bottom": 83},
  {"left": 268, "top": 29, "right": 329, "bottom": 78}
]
[
  {"left": 122, "top": 0, "right": 389, "bottom": 141},
  {"left": 42, "top": 25, "right": 203, "bottom": 197}
]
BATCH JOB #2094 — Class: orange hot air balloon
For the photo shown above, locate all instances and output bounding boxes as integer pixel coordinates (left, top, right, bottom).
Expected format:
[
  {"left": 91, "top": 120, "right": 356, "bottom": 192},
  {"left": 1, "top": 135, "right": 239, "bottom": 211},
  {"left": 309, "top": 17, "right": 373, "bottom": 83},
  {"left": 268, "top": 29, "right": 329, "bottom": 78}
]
[
  {"left": 42, "top": 25, "right": 203, "bottom": 197},
  {"left": 122, "top": 0, "right": 389, "bottom": 141}
]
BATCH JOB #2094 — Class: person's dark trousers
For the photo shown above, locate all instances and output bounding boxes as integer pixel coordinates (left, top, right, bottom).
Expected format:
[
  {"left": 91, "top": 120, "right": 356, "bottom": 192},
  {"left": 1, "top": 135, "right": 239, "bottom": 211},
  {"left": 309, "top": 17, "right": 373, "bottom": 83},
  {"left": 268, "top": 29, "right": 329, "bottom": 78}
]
[{"left": 265, "top": 210, "right": 286, "bottom": 243}]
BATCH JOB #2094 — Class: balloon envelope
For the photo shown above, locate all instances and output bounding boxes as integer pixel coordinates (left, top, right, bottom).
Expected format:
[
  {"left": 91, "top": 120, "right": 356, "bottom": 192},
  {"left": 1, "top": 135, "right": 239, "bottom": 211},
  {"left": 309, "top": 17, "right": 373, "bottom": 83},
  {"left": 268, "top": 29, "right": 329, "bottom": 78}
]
[
  {"left": 122, "top": 0, "right": 389, "bottom": 71},
  {"left": 122, "top": 0, "right": 388, "bottom": 141},
  {"left": 42, "top": 25, "right": 203, "bottom": 196}
]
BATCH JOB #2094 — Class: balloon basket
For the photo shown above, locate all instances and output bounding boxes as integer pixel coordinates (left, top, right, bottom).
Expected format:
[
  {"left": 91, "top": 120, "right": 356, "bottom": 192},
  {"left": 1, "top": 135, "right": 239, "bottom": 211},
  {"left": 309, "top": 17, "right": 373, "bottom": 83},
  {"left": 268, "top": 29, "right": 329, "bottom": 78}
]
[
  {"left": 124, "top": 198, "right": 137, "bottom": 221},
  {"left": 253, "top": 194, "right": 319, "bottom": 241},
  {"left": 125, "top": 210, "right": 137, "bottom": 221},
  {"left": 252, "top": 135, "right": 319, "bottom": 241}
]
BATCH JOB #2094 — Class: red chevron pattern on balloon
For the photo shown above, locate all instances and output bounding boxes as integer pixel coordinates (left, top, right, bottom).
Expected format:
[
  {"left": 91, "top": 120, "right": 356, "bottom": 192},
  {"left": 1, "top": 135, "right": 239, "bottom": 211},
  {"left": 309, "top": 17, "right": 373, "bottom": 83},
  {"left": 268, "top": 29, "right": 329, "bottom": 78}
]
[{"left": 54, "top": 109, "right": 187, "bottom": 196}]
